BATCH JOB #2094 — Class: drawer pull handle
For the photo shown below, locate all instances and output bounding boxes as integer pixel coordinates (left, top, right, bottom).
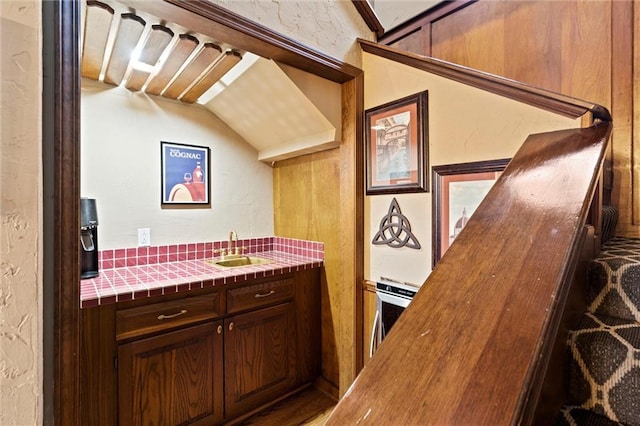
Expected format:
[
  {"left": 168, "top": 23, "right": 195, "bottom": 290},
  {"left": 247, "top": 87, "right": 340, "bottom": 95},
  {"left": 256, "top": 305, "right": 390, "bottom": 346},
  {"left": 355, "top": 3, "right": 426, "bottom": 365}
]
[
  {"left": 157, "top": 309, "right": 187, "bottom": 320},
  {"left": 229, "top": 322, "right": 234, "bottom": 331},
  {"left": 254, "top": 290, "right": 275, "bottom": 299},
  {"left": 217, "top": 325, "right": 223, "bottom": 334}
]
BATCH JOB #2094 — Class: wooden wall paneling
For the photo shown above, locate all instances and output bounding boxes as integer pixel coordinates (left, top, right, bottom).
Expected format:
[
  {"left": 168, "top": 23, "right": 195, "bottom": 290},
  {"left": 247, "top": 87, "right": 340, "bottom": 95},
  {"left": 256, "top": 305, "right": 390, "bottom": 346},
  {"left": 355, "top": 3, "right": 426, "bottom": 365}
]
[
  {"left": 503, "top": 1, "right": 562, "bottom": 93},
  {"left": 272, "top": 75, "right": 363, "bottom": 398},
  {"left": 274, "top": 149, "right": 341, "bottom": 394},
  {"left": 313, "top": 151, "right": 342, "bottom": 395},
  {"left": 557, "top": 1, "right": 610, "bottom": 105},
  {"left": 388, "top": 27, "right": 429, "bottom": 58},
  {"left": 611, "top": 0, "right": 635, "bottom": 235},
  {"left": 273, "top": 154, "right": 323, "bottom": 238},
  {"left": 427, "top": 0, "right": 638, "bottom": 237},
  {"left": 431, "top": 1, "right": 506, "bottom": 78},
  {"left": 377, "top": 0, "right": 476, "bottom": 49}
]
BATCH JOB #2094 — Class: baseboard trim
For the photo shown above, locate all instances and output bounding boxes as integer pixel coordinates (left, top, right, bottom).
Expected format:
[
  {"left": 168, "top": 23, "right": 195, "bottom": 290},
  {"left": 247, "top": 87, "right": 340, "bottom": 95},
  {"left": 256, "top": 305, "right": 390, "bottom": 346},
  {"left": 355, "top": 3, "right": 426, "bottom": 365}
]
[{"left": 314, "top": 376, "right": 339, "bottom": 400}]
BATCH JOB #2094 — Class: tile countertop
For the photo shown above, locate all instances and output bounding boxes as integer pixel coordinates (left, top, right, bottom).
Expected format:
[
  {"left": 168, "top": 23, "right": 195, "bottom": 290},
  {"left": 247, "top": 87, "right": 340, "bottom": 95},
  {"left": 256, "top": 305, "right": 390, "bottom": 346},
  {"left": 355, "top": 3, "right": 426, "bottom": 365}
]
[{"left": 80, "top": 237, "right": 324, "bottom": 308}]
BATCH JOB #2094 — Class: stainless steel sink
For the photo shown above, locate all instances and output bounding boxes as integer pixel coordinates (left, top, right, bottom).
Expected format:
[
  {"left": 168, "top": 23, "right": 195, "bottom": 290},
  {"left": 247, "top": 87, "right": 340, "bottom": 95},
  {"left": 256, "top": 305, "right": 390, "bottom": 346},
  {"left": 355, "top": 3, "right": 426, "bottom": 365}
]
[{"left": 205, "top": 256, "right": 271, "bottom": 269}]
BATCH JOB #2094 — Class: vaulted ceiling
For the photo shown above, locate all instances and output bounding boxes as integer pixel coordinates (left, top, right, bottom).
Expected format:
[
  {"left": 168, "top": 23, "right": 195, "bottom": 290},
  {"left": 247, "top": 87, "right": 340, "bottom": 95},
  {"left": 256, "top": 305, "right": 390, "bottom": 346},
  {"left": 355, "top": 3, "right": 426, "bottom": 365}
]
[
  {"left": 80, "top": 0, "right": 343, "bottom": 163},
  {"left": 81, "top": 0, "right": 244, "bottom": 104}
]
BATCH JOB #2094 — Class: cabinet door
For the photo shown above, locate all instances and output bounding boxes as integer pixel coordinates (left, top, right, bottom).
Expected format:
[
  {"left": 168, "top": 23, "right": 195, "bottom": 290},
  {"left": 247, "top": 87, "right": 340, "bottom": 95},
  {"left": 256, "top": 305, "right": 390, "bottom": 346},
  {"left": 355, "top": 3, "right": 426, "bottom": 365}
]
[
  {"left": 118, "top": 321, "right": 224, "bottom": 426},
  {"left": 224, "top": 303, "right": 295, "bottom": 418}
]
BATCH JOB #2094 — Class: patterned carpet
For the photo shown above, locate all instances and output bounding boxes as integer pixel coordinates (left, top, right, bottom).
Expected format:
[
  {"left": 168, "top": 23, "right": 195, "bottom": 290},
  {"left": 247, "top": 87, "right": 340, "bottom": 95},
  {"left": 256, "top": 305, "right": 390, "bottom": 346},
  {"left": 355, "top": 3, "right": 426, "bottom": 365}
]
[{"left": 556, "top": 237, "right": 640, "bottom": 425}]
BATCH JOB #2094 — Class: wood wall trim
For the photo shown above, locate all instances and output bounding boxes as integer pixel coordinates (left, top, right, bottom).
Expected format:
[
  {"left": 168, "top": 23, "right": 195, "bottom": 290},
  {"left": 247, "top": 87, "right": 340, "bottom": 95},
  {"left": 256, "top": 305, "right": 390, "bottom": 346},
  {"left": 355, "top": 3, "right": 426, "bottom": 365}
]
[
  {"left": 56, "top": 0, "right": 364, "bottom": 421},
  {"left": 359, "top": 39, "right": 611, "bottom": 122},
  {"left": 347, "top": 74, "right": 366, "bottom": 379},
  {"left": 43, "top": 0, "right": 82, "bottom": 424},
  {"left": 377, "top": 0, "right": 476, "bottom": 46},
  {"left": 350, "top": 0, "right": 384, "bottom": 37},
  {"left": 363, "top": 279, "right": 376, "bottom": 292},
  {"left": 327, "top": 122, "right": 612, "bottom": 425},
  {"left": 634, "top": 2, "right": 640, "bottom": 225},
  {"left": 118, "top": 0, "right": 362, "bottom": 83}
]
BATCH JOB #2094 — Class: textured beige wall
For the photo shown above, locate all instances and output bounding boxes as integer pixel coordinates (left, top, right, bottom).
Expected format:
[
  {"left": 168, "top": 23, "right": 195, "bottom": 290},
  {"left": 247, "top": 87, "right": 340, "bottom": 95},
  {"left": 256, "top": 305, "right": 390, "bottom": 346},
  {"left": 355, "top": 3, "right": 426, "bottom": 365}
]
[
  {"left": 0, "top": 2, "right": 368, "bottom": 424},
  {"left": 81, "top": 81, "right": 274, "bottom": 249},
  {"left": 208, "top": 0, "right": 373, "bottom": 66},
  {"left": 0, "top": 1, "right": 43, "bottom": 425},
  {"left": 363, "top": 53, "right": 581, "bottom": 285}
]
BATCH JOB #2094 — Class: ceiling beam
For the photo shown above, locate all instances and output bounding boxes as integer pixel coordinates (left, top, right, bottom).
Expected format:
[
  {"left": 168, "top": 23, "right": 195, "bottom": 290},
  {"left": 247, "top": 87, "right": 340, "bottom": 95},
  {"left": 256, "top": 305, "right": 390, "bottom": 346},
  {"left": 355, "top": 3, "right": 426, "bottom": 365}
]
[
  {"left": 125, "top": 24, "right": 174, "bottom": 92},
  {"left": 145, "top": 33, "right": 199, "bottom": 96},
  {"left": 163, "top": 42, "right": 222, "bottom": 100},
  {"left": 181, "top": 50, "right": 242, "bottom": 104},
  {"left": 118, "top": 0, "right": 362, "bottom": 82},
  {"left": 81, "top": 1, "right": 114, "bottom": 80},
  {"left": 103, "top": 13, "right": 146, "bottom": 86}
]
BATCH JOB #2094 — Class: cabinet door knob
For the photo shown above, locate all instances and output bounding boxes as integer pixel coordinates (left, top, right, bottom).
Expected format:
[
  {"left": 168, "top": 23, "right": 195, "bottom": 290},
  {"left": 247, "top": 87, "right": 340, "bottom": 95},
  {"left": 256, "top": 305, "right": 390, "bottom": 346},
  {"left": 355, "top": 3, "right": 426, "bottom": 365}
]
[
  {"left": 157, "top": 309, "right": 187, "bottom": 320},
  {"left": 228, "top": 322, "right": 234, "bottom": 331},
  {"left": 217, "top": 325, "right": 222, "bottom": 334}
]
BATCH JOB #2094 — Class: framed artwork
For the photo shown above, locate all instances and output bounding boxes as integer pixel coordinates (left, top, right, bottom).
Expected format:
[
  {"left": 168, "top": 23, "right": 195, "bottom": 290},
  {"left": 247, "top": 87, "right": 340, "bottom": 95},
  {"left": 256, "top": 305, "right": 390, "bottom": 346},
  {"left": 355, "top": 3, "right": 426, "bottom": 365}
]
[
  {"left": 365, "top": 91, "right": 428, "bottom": 195},
  {"left": 161, "top": 141, "right": 210, "bottom": 205},
  {"left": 432, "top": 158, "right": 510, "bottom": 266}
]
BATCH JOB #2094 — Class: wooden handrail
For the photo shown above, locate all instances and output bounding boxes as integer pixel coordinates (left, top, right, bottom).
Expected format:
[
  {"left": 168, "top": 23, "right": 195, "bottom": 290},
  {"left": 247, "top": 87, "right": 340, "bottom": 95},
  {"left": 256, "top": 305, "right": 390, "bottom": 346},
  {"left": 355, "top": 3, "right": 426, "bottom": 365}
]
[
  {"left": 327, "top": 122, "right": 612, "bottom": 425},
  {"left": 359, "top": 39, "right": 611, "bottom": 122}
]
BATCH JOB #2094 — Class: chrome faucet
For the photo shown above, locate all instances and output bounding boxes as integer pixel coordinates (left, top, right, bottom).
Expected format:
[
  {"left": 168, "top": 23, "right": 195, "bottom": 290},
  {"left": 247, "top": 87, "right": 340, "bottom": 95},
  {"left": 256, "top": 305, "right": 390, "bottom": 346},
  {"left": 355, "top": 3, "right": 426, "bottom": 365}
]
[{"left": 228, "top": 231, "right": 238, "bottom": 256}]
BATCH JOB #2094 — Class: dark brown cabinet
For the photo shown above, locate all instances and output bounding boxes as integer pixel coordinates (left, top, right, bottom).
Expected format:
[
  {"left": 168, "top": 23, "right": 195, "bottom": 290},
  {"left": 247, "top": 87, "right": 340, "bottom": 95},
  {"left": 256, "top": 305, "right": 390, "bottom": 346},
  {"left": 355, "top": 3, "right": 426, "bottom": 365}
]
[
  {"left": 224, "top": 302, "right": 296, "bottom": 418},
  {"left": 81, "top": 270, "right": 320, "bottom": 425},
  {"left": 118, "top": 321, "right": 224, "bottom": 425}
]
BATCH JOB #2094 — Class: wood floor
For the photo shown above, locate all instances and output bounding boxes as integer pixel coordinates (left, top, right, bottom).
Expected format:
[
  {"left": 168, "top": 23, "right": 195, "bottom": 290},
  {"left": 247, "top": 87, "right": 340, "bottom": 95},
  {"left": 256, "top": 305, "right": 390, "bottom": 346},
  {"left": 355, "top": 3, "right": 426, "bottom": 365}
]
[{"left": 234, "top": 386, "right": 337, "bottom": 426}]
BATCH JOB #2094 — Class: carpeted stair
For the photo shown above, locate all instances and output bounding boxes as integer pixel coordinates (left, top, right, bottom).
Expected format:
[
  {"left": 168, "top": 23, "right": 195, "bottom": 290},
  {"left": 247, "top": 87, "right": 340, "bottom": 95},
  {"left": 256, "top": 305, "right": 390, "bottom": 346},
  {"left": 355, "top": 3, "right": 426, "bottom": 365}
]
[{"left": 556, "top": 236, "right": 640, "bottom": 425}]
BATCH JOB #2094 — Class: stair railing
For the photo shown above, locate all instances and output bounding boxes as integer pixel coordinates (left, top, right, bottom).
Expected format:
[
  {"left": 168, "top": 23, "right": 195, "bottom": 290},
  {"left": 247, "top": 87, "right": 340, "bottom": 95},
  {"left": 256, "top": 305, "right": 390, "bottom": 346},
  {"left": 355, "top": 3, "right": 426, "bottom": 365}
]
[{"left": 328, "top": 121, "right": 612, "bottom": 425}]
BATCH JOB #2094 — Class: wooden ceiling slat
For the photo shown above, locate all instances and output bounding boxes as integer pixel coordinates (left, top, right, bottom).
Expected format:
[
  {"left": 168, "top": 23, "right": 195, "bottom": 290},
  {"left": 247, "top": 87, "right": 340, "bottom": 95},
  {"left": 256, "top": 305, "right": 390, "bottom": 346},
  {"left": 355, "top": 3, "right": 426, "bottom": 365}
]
[
  {"left": 81, "top": 1, "right": 114, "bottom": 80},
  {"left": 138, "top": 24, "right": 174, "bottom": 65},
  {"left": 145, "top": 34, "right": 200, "bottom": 96},
  {"left": 124, "top": 25, "right": 174, "bottom": 92},
  {"left": 181, "top": 51, "right": 242, "bottom": 103},
  {"left": 124, "top": 70, "right": 150, "bottom": 92},
  {"left": 162, "top": 42, "right": 223, "bottom": 100},
  {"left": 103, "top": 13, "right": 146, "bottom": 86}
]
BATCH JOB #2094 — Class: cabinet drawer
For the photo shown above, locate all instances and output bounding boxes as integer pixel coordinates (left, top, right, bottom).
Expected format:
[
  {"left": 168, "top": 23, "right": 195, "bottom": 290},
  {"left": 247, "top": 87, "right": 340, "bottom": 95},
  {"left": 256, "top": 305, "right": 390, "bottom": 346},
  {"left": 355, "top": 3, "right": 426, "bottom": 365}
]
[
  {"left": 116, "top": 293, "right": 221, "bottom": 341},
  {"left": 227, "top": 278, "right": 294, "bottom": 314}
]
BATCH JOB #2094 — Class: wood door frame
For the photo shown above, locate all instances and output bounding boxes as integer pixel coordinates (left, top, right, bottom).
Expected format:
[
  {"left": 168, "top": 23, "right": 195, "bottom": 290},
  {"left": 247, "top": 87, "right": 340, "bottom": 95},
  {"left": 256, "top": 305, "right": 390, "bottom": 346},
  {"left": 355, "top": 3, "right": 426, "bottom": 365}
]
[
  {"left": 44, "top": 1, "right": 363, "bottom": 423},
  {"left": 42, "top": 1, "right": 81, "bottom": 424}
]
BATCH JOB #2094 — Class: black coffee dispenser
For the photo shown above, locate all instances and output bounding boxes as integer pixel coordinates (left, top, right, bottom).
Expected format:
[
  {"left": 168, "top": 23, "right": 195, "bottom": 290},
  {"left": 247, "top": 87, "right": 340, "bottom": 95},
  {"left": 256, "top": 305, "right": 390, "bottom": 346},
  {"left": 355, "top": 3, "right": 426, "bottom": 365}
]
[{"left": 80, "top": 198, "right": 99, "bottom": 279}]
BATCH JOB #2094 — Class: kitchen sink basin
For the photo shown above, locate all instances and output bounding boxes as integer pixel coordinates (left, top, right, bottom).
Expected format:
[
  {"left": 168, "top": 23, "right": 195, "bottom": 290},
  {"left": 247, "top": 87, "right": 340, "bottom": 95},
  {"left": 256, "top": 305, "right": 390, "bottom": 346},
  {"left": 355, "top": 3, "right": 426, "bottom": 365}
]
[{"left": 205, "top": 256, "right": 272, "bottom": 269}]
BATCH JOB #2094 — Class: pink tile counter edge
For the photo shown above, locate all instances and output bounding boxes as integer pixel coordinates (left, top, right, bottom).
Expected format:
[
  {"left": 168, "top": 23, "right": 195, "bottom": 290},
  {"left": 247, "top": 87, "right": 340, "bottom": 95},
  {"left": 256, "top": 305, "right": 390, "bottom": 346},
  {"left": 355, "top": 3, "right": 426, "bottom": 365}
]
[{"left": 80, "top": 237, "right": 324, "bottom": 308}]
